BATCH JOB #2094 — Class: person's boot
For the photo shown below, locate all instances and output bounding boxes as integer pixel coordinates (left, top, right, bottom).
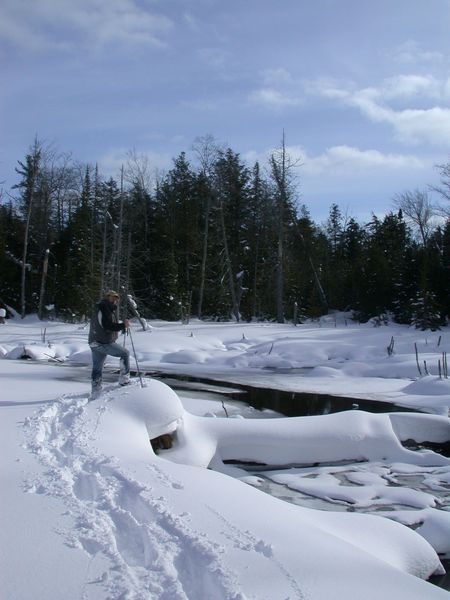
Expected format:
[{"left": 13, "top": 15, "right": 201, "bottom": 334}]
[
  {"left": 90, "top": 379, "right": 102, "bottom": 400},
  {"left": 119, "top": 357, "right": 130, "bottom": 386},
  {"left": 119, "top": 374, "right": 131, "bottom": 386}
]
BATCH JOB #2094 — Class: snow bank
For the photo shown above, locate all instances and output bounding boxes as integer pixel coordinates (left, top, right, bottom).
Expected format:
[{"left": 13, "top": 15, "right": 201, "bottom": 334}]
[
  {"left": 162, "top": 406, "right": 450, "bottom": 470},
  {"left": 117, "top": 380, "right": 184, "bottom": 439},
  {"left": 21, "top": 380, "right": 446, "bottom": 599}
]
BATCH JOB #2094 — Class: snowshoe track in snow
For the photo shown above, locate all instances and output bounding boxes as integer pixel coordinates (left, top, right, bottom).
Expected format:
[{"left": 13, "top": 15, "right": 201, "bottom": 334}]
[{"left": 24, "top": 391, "right": 246, "bottom": 600}]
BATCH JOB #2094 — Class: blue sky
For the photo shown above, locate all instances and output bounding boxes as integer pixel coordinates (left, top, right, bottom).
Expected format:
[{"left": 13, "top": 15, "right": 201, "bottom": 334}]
[{"left": 1, "top": 0, "right": 450, "bottom": 222}]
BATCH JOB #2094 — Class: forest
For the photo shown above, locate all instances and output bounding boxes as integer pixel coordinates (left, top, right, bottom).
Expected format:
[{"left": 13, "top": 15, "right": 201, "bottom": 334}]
[{"left": 1, "top": 136, "right": 449, "bottom": 329}]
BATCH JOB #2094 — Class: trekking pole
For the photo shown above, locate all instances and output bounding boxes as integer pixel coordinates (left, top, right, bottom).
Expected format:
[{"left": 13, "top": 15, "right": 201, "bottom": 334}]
[
  {"left": 128, "top": 326, "right": 144, "bottom": 388},
  {"left": 121, "top": 287, "right": 128, "bottom": 349}
]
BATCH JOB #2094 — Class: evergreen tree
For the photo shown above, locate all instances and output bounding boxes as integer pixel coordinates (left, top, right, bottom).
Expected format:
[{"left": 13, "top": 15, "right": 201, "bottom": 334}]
[
  {"left": 391, "top": 244, "right": 419, "bottom": 324},
  {"left": 411, "top": 290, "right": 443, "bottom": 331},
  {"left": 98, "top": 177, "right": 122, "bottom": 293},
  {"left": 246, "top": 162, "right": 276, "bottom": 319},
  {"left": 323, "top": 204, "right": 346, "bottom": 309},
  {"left": 357, "top": 212, "right": 411, "bottom": 321},
  {"left": 341, "top": 217, "right": 366, "bottom": 313},
  {"left": 441, "top": 219, "right": 450, "bottom": 319},
  {"left": 293, "top": 206, "right": 328, "bottom": 319},
  {"left": 169, "top": 153, "right": 202, "bottom": 301},
  {"left": 125, "top": 179, "right": 155, "bottom": 312},
  {"left": 53, "top": 168, "right": 98, "bottom": 319},
  {"left": 212, "top": 148, "right": 252, "bottom": 320},
  {"left": 0, "top": 200, "right": 23, "bottom": 308},
  {"left": 149, "top": 179, "right": 181, "bottom": 319}
]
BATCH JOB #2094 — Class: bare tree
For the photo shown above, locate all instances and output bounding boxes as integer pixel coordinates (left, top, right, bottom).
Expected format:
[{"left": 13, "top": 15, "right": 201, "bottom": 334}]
[
  {"left": 269, "top": 132, "right": 301, "bottom": 323},
  {"left": 14, "top": 138, "right": 42, "bottom": 318},
  {"left": 124, "top": 148, "right": 155, "bottom": 193},
  {"left": 116, "top": 166, "right": 125, "bottom": 292},
  {"left": 393, "top": 189, "right": 436, "bottom": 246},
  {"left": 41, "top": 149, "right": 76, "bottom": 232},
  {"left": 218, "top": 198, "right": 241, "bottom": 320},
  {"left": 431, "top": 159, "right": 450, "bottom": 217},
  {"left": 37, "top": 248, "right": 50, "bottom": 320},
  {"left": 14, "top": 139, "right": 79, "bottom": 318},
  {"left": 192, "top": 134, "right": 223, "bottom": 177}
]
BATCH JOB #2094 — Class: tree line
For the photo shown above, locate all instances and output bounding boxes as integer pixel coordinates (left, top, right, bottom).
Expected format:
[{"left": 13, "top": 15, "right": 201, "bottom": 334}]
[{"left": 1, "top": 136, "right": 449, "bottom": 329}]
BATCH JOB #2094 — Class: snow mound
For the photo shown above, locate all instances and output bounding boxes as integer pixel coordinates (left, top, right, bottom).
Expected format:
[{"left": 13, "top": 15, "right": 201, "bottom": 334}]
[
  {"left": 389, "top": 412, "right": 450, "bottom": 443},
  {"left": 307, "top": 365, "right": 344, "bottom": 377},
  {"left": 403, "top": 376, "right": 450, "bottom": 396},
  {"left": 162, "top": 349, "right": 210, "bottom": 364},
  {"left": 118, "top": 379, "right": 184, "bottom": 439}
]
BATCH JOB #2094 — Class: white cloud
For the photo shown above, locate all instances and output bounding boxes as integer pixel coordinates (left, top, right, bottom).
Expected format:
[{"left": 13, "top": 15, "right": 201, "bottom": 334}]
[
  {"left": 304, "top": 78, "right": 353, "bottom": 100},
  {"left": 300, "top": 146, "right": 425, "bottom": 176},
  {"left": 311, "top": 76, "right": 450, "bottom": 147},
  {"left": 379, "top": 75, "right": 441, "bottom": 101},
  {"left": 0, "top": 6, "right": 67, "bottom": 52},
  {"left": 243, "top": 145, "right": 425, "bottom": 176},
  {"left": 0, "top": 0, "right": 173, "bottom": 53},
  {"left": 444, "top": 77, "right": 450, "bottom": 99},
  {"left": 349, "top": 90, "right": 450, "bottom": 146},
  {"left": 390, "top": 106, "right": 450, "bottom": 146},
  {"left": 314, "top": 74, "right": 443, "bottom": 105},
  {"left": 250, "top": 88, "right": 303, "bottom": 109},
  {"left": 391, "top": 41, "right": 445, "bottom": 65},
  {"left": 250, "top": 67, "right": 306, "bottom": 109},
  {"left": 261, "top": 68, "right": 294, "bottom": 86}
]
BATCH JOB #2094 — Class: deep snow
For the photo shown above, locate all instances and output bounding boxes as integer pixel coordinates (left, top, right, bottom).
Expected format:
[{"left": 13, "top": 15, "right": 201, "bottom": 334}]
[{"left": 1, "top": 315, "right": 450, "bottom": 599}]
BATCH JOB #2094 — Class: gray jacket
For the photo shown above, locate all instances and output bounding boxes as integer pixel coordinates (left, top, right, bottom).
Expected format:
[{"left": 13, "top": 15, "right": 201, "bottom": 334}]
[{"left": 88, "top": 299, "right": 125, "bottom": 345}]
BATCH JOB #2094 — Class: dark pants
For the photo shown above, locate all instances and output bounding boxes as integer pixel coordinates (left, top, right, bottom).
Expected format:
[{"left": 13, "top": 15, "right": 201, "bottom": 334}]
[{"left": 91, "top": 342, "right": 130, "bottom": 389}]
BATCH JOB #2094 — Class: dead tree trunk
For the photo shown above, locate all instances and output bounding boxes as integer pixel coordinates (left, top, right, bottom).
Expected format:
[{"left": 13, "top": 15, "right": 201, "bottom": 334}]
[
  {"left": 38, "top": 248, "right": 50, "bottom": 320},
  {"left": 197, "top": 193, "right": 211, "bottom": 319},
  {"left": 219, "top": 201, "right": 240, "bottom": 321}
]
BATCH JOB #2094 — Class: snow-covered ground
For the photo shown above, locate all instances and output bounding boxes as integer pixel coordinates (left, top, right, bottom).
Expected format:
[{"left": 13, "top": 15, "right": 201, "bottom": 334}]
[{"left": 1, "top": 314, "right": 450, "bottom": 599}]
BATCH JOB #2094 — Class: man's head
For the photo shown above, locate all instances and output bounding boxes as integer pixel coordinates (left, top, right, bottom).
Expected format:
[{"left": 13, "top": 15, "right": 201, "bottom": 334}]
[{"left": 105, "top": 290, "right": 119, "bottom": 303}]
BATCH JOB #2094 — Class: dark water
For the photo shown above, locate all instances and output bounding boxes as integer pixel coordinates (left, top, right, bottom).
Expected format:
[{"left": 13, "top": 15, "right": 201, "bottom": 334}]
[
  {"left": 430, "top": 561, "right": 450, "bottom": 591},
  {"left": 231, "top": 386, "right": 414, "bottom": 416},
  {"left": 148, "top": 372, "right": 419, "bottom": 417}
]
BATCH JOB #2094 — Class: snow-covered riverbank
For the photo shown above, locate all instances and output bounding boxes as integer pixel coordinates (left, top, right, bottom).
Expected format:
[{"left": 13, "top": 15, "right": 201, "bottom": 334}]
[
  {"left": 2, "top": 314, "right": 449, "bottom": 413},
  {"left": 1, "top": 315, "right": 450, "bottom": 599}
]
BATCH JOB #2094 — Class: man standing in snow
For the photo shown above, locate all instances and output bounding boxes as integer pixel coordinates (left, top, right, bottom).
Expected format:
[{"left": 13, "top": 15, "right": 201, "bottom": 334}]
[{"left": 88, "top": 290, "right": 130, "bottom": 399}]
